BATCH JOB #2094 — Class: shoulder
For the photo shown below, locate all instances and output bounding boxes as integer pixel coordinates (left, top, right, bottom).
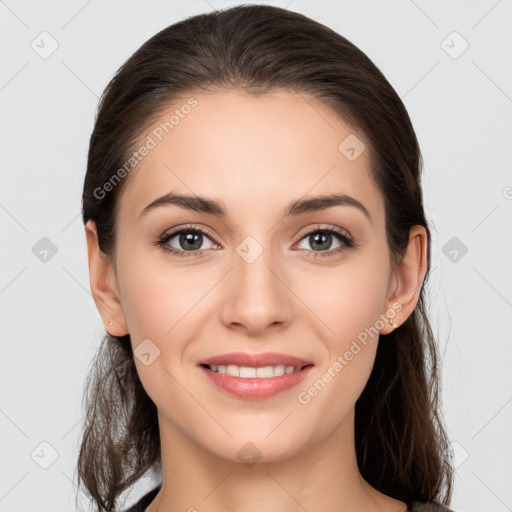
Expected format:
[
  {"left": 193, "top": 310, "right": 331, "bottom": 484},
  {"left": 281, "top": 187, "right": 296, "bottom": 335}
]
[
  {"left": 409, "top": 502, "right": 455, "bottom": 512},
  {"left": 121, "top": 485, "right": 161, "bottom": 512}
]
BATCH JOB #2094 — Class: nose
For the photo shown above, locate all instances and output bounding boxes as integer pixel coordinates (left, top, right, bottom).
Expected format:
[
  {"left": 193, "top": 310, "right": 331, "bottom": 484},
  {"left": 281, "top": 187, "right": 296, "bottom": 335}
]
[{"left": 219, "top": 242, "right": 291, "bottom": 335}]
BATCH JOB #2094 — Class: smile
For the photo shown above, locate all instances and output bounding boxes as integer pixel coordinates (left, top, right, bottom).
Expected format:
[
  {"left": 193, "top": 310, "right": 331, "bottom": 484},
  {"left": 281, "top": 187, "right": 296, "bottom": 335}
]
[
  {"left": 203, "top": 364, "right": 305, "bottom": 378},
  {"left": 198, "top": 352, "right": 314, "bottom": 400}
]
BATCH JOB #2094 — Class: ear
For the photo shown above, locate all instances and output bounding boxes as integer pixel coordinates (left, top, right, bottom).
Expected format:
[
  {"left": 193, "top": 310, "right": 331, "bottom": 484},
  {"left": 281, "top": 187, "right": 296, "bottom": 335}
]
[
  {"left": 85, "top": 220, "right": 128, "bottom": 336},
  {"left": 379, "top": 225, "right": 428, "bottom": 335}
]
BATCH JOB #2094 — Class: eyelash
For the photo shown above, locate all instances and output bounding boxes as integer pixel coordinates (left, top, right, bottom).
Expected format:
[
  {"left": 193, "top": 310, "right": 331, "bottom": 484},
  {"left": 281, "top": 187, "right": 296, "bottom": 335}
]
[{"left": 155, "top": 224, "right": 355, "bottom": 259}]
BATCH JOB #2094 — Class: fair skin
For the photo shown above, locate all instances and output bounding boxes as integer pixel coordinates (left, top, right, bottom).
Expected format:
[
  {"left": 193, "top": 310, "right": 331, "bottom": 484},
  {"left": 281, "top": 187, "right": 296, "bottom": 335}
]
[{"left": 85, "top": 89, "right": 427, "bottom": 512}]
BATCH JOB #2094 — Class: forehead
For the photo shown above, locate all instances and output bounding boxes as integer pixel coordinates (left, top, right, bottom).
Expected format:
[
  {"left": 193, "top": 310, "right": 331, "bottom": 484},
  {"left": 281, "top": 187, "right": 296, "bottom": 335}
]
[{"left": 118, "top": 89, "right": 384, "bottom": 227}]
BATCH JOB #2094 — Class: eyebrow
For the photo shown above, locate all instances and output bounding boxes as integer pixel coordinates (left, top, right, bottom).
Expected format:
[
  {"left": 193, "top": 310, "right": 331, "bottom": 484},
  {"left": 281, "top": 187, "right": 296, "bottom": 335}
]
[{"left": 139, "top": 191, "right": 372, "bottom": 223}]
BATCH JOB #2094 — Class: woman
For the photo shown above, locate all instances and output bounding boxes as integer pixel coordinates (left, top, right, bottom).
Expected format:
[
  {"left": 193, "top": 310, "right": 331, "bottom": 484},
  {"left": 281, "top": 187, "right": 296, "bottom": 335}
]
[{"left": 77, "top": 4, "right": 455, "bottom": 511}]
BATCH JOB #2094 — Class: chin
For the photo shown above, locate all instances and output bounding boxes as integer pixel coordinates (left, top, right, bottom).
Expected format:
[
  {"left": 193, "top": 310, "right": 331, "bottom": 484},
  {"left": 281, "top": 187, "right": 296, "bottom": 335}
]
[{"left": 203, "top": 431, "right": 311, "bottom": 467}]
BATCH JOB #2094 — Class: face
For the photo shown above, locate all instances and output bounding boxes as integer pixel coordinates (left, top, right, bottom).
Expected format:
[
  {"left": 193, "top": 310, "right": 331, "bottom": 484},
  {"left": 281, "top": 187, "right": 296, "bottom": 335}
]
[{"left": 107, "top": 89, "right": 399, "bottom": 464}]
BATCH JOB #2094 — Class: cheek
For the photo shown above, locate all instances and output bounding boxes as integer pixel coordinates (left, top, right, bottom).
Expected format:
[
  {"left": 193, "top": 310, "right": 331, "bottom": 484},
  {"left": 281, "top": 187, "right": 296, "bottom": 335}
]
[
  {"left": 292, "top": 254, "right": 389, "bottom": 407},
  {"left": 119, "top": 274, "right": 171, "bottom": 342},
  {"left": 117, "top": 249, "right": 203, "bottom": 341},
  {"left": 294, "top": 255, "right": 390, "bottom": 342}
]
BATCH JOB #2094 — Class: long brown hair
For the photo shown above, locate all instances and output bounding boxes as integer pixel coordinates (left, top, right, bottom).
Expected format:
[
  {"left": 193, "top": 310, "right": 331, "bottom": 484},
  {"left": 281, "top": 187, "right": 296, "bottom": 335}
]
[{"left": 77, "top": 4, "right": 454, "bottom": 510}]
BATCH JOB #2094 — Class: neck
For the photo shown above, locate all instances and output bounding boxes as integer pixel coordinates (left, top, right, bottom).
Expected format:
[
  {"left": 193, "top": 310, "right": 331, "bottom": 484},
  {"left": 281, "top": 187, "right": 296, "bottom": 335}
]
[{"left": 146, "top": 408, "right": 406, "bottom": 512}]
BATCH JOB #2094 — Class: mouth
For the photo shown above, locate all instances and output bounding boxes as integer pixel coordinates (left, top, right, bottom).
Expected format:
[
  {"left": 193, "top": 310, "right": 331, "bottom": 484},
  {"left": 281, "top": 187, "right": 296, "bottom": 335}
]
[
  {"left": 198, "top": 352, "right": 314, "bottom": 400},
  {"left": 200, "top": 363, "right": 312, "bottom": 378}
]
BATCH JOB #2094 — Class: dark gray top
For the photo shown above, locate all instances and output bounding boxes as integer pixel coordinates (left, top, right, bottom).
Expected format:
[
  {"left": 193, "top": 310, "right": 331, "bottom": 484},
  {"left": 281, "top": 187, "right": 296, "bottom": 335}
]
[{"left": 122, "top": 485, "right": 455, "bottom": 512}]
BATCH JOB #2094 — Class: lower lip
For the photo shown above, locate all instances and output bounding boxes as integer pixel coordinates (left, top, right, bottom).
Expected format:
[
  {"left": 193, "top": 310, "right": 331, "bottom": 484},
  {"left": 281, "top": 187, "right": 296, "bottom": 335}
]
[{"left": 199, "top": 365, "right": 313, "bottom": 400}]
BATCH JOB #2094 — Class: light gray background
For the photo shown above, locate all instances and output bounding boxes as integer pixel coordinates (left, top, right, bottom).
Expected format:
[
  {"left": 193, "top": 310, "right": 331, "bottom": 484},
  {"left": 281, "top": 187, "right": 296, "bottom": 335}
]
[{"left": 1, "top": 1, "right": 511, "bottom": 511}]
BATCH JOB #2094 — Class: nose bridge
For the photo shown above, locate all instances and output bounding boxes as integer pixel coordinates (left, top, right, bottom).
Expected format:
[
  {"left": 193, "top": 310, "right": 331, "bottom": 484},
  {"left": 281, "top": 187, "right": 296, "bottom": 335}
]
[{"left": 221, "top": 232, "right": 288, "bottom": 332}]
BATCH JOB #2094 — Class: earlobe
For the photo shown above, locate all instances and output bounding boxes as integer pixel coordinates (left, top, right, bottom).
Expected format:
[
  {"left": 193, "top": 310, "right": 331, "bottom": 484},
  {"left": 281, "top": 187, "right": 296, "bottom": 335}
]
[
  {"left": 380, "top": 225, "right": 428, "bottom": 335},
  {"left": 85, "top": 220, "right": 129, "bottom": 336}
]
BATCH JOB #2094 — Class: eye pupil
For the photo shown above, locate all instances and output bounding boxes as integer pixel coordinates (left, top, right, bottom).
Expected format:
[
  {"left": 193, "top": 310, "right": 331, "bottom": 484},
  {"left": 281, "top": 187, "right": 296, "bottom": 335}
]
[
  {"left": 311, "top": 232, "right": 331, "bottom": 251},
  {"left": 180, "top": 232, "right": 202, "bottom": 250}
]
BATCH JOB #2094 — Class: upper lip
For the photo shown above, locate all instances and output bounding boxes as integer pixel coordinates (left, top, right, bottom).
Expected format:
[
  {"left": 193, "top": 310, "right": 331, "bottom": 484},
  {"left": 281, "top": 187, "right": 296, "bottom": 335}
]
[{"left": 199, "top": 352, "right": 313, "bottom": 368}]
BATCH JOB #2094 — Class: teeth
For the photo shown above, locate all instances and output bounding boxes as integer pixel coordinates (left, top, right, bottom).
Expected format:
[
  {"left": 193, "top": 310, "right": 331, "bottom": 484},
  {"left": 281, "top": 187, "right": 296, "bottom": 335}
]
[
  {"left": 207, "top": 364, "right": 299, "bottom": 378},
  {"left": 257, "top": 366, "right": 274, "bottom": 378},
  {"left": 239, "top": 366, "right": 256, "bottom": 378}
]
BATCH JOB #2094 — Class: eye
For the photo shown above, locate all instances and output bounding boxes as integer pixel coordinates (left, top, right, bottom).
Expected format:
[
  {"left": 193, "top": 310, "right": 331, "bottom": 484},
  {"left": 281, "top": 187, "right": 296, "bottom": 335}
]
[
  {"left": 294, "top": 225, "right": 354, "bottom": 258},
  {"left": 155, "top": 224, "right": 354, "bottom": 259},
  {"left": 156, "top": 225, "right": 219, "bottom": 257}
]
